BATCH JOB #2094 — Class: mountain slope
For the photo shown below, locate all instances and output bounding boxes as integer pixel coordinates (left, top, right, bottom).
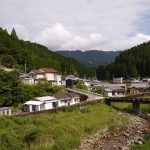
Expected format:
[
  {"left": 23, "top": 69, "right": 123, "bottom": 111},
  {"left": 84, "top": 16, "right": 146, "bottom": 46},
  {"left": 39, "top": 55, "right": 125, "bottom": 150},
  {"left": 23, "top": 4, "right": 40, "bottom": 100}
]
[
  {"left": 96, "top": 41, "right": 150, "bottom": 80},
  {"left": 56, "top": 50, "right": 120, "bottom": 67},
  {"left": 0, "top": 28, "right": 87, "bottom": 76}
]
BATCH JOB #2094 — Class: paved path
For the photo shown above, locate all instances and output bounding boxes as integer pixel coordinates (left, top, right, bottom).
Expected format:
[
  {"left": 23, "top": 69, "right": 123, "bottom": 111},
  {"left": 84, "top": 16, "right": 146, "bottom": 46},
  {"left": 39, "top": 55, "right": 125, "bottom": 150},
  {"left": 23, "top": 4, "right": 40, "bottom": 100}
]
[{"left": 66, "top": 88, "right": 104, "bottom": 101}]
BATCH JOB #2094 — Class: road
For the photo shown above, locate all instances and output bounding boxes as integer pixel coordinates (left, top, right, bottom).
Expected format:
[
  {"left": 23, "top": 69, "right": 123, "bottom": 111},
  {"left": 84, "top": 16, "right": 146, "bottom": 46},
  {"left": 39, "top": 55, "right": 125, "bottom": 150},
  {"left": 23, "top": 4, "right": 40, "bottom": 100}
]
[{"left": 66, "top": 88, "right": 104, "bottom": 101}]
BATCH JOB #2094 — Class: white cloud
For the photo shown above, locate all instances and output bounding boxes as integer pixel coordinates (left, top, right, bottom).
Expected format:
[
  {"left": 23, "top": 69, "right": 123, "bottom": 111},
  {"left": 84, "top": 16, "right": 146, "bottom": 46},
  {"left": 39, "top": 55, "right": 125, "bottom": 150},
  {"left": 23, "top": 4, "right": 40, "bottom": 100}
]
[
  {"left": 34, "top": 23, "right": 73, "bottom": 50},
  {"left": 33, "top": 23, "right": 107, "bottom": 50},
  {"left": 1, "top": 0, "right": 150, "bottom": 50},
  {"left": 110, "top": 33, "right": 150, "bottom": 50}
]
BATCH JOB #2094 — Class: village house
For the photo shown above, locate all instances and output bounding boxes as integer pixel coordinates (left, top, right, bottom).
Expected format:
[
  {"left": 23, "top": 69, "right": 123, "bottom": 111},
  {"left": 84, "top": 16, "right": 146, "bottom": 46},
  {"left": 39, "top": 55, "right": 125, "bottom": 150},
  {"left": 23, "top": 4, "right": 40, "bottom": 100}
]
[
  {"left": 104, "top": 89, "right": 113, "bottom": 97},
  {"left": 65, "top": 75, "right": 79, "bottom": 88},
  {"left": 143, "top": 78, "right": 150, "bottom": 83},
  {"left": 130, "top": 82, "right": 150, "bottom": 93},
  {"left": 24, "top": 96, "right": 58, "bottom": 112},
  {"left": 104, "top": 86, "right": 125, "bottom": 97},
  {"left": 110, "top": 84, "right": 127, "bottom": 91},
  {"left": 0, "top": 107, "right": 12, "bottom": 116},
  {"left": 129, "top": 87, "right": 140, "bottom": 95},
  {"left": 21, "top": 68, "right": 62, "bottom": 86},
  {"left": 23, "top": 92, "right": 80, "bottom": 112},
  {"left": 113, "top": 77, "right": 123, "bottom": 84},
  {"left": 54, "top": 92, "right": 80, "bottom": 107}
]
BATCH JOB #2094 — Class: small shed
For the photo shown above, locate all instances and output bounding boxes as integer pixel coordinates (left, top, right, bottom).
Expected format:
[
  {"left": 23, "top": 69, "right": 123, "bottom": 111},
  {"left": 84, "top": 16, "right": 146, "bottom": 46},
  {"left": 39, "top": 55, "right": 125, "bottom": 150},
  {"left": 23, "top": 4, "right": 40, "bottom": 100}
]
[
  {"left": 104, "top": 89, "right": 113, "bottom": 97},
  {"left": 23, "top": 96, "right": 58, "bottom": 112},
  {"left": 0, "top": 107, "right": 12, "bottom": 116},
  {"left": 129, "top": 87, "right": 140, "bottom": 95},
  {"left": 24, "top": 101, "right": 44, "bottom": 112}
]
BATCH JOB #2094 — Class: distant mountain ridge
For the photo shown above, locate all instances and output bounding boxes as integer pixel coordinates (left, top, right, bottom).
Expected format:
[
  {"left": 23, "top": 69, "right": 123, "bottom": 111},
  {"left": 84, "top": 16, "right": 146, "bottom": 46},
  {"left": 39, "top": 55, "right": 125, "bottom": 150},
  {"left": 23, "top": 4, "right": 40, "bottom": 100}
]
[{"left": 56, "top": 50, "right": 120, "bottom": 67}]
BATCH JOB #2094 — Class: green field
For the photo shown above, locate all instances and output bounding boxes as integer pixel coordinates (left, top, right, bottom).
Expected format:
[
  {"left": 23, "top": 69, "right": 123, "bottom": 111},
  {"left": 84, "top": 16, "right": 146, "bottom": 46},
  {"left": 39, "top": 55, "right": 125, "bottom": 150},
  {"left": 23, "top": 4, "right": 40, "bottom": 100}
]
[{"left": 0, "top": 104, "right": 128, "bottom": 150}]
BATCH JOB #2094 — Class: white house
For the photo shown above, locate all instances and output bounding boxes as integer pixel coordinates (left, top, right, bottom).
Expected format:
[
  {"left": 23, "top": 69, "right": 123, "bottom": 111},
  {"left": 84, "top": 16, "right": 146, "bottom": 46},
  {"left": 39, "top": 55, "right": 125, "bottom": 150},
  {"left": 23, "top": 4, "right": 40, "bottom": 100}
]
[
  {"left": 104, "top": 86, "right": 125, "bottom": 97},
  {"left": 23, "top": 93, "right": 80, "bottom": 112},
  {"left": 19, "top": 74, "right": 34, "bottom": 85},
  {"left": 0, "top": 107, "right": 12, "bottom": 116},
  {"left": 104, "top": 89, "right": 113, "bottom": 97},
  {"left": 113, "top": 77, "right": 123, "bottom": 84},
  {"left": 131, "top": 82, "right": 150, "bottom": 88},
  {"left": 143, "top": 78, "right": 150, "bottom": 83},
  {"left": 24, "top": 96, "right": 58, "bottom": 112},
  {"left": 54, "top": 92, "right": 80, "bottom": 107},
  {"left": 21, "top": 68, "right": 62, "bottom": 86}
]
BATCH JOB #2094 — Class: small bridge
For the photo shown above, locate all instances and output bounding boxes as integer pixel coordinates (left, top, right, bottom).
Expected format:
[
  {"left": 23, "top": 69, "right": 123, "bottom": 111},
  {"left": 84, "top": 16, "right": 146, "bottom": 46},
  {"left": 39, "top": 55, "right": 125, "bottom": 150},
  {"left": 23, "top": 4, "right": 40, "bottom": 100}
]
[
  {"left": 105, "top": 97, "right": 150, "bottom": 115},
  {"left": 66, "top": 88, "right": 103, "bottom": 101}
]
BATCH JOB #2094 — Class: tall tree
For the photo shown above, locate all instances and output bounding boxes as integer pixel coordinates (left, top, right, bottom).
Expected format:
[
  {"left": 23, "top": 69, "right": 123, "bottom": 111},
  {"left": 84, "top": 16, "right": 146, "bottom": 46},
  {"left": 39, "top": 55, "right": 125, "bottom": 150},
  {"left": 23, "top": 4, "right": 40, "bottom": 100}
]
[
  {"left": 96, "top": 65, "right": 105, "bottom": 80},
  {"left": 0, "top": 70, "right": 22, "bottom": 106},
  {"left": 11, "top": 28, "right": 18, "bottom": 39}
]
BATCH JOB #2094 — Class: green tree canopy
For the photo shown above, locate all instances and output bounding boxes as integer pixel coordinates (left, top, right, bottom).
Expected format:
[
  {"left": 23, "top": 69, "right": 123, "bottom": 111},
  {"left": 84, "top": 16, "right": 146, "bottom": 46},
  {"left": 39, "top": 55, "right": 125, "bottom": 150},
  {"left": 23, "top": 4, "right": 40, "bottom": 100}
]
[{"left": 11, "top": 28, "right": 18, "bottom": 39}]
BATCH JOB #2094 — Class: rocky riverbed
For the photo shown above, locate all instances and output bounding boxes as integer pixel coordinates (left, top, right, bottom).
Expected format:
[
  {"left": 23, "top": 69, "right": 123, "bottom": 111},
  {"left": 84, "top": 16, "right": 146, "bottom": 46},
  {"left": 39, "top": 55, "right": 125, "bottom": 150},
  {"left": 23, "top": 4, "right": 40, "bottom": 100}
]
[{"left": 77, "top": 113, "right": 150, "bottom": 150}]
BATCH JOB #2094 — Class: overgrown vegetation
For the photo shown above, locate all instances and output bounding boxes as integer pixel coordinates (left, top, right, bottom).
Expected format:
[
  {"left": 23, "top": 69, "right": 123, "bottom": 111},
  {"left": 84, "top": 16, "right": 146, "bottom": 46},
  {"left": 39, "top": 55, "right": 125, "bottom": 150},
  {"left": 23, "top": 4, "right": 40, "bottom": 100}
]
[
  {"left": 22, "top": 81, "right": 63, "bottom": 102},
  {"left": 93, "top": 86, "right": 104, "bottom": 94},
  {"left": 75, "top": 81, "right": 88, "bottom": 91},
  {"left": 0, "top": 104, "right": 128, "bottom": 150}
]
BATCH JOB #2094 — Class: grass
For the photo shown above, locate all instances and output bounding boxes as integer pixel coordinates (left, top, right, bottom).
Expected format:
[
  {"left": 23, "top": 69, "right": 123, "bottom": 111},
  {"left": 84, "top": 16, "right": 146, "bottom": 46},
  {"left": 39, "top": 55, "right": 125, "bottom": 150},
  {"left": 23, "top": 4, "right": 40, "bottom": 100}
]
[
  {"left": 131, "top": 132, "right": 150, "bottom": 150},
  {"left": 0, "top": 103, "right": 128, "bottom": 150},
  {"left": 112, "top": 102, "right": 150, "bottom": 114}
]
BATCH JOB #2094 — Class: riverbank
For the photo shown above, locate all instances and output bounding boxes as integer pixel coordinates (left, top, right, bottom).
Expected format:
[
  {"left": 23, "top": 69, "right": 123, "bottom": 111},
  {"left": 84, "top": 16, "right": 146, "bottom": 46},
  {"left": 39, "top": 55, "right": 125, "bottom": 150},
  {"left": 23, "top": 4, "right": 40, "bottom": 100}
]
[{"left": 78, "top": 114, "right": 150, "bottom": 150}]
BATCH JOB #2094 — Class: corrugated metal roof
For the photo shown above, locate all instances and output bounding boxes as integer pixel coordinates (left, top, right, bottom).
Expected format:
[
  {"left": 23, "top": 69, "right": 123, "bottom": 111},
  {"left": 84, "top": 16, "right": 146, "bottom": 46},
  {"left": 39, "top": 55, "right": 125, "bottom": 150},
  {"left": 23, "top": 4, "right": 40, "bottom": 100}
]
[
  {"left": 54, "top": 92, "right": 80, "bottom": 100},
  {"left": 0, "top": 107, "right": 11, "bottom": 111},
  {"left": 24, "top": 101, "right": 44, "bottom": 105},
  {"left": 35, "top": 96, "right": 57, "bottom": 102},
  {"left": 39, "top": 68, "right": 57, "bottom": 73}
]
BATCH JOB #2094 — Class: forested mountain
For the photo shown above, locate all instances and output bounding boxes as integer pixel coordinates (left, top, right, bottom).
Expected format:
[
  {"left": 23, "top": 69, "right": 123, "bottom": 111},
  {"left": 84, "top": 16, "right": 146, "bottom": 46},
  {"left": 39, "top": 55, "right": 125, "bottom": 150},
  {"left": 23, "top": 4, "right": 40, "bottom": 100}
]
[
  {"left": 56, "top": 50, "right": 120, "bottom": 67},
  {"left": 0, "top": 27, "right": 88, "bottom": 76},
  {"left": 96, "top": 41, "right": 150, "bottom": 80}
]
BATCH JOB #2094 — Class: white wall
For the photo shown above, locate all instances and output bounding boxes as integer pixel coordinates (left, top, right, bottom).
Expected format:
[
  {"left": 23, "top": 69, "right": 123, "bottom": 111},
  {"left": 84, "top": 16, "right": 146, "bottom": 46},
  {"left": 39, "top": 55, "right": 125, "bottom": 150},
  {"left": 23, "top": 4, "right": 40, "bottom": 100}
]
[
  {"left": 22, "top": 78, "right": 34, "bottom": 85},
  {"left": 36, "top": 74, "right": 44, "bottom": 79},
  {"left": 45, "top": 73, "right": 55, "bottom": 81},
  {"left": 57, "top": 75, "right": 62, "bottom": 85},
  {"left": 104, "top": 91, "right": 112, "bottom": 97},
  {"left": 58, "top": 100, "right": 70, "bottom": 107},
  {"left": 113, "top": 78, "right": 123, "bottom": 84},
  {"left": 70, "top": 98, "right": 80, "bottom": 105},
  {"left": 44, "top": 102, "right": 53, "bottom": 110},
  {"left": 84, "top": 82, "right": 90, "bottom": 87},
  {"left": 57, "top": 98, "right": 79, "bottom": 107},
  {"left": 0, "top": 109, "right": 11, "bottom": 116}
]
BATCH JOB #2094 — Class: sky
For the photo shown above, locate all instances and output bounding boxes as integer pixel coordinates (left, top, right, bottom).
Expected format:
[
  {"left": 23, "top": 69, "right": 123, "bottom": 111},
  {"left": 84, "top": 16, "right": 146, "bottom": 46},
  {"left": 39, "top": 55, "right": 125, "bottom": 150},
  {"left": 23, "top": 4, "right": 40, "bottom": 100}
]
[{"left": 1, "top": 0, "right": 150, "bottom": 51}]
